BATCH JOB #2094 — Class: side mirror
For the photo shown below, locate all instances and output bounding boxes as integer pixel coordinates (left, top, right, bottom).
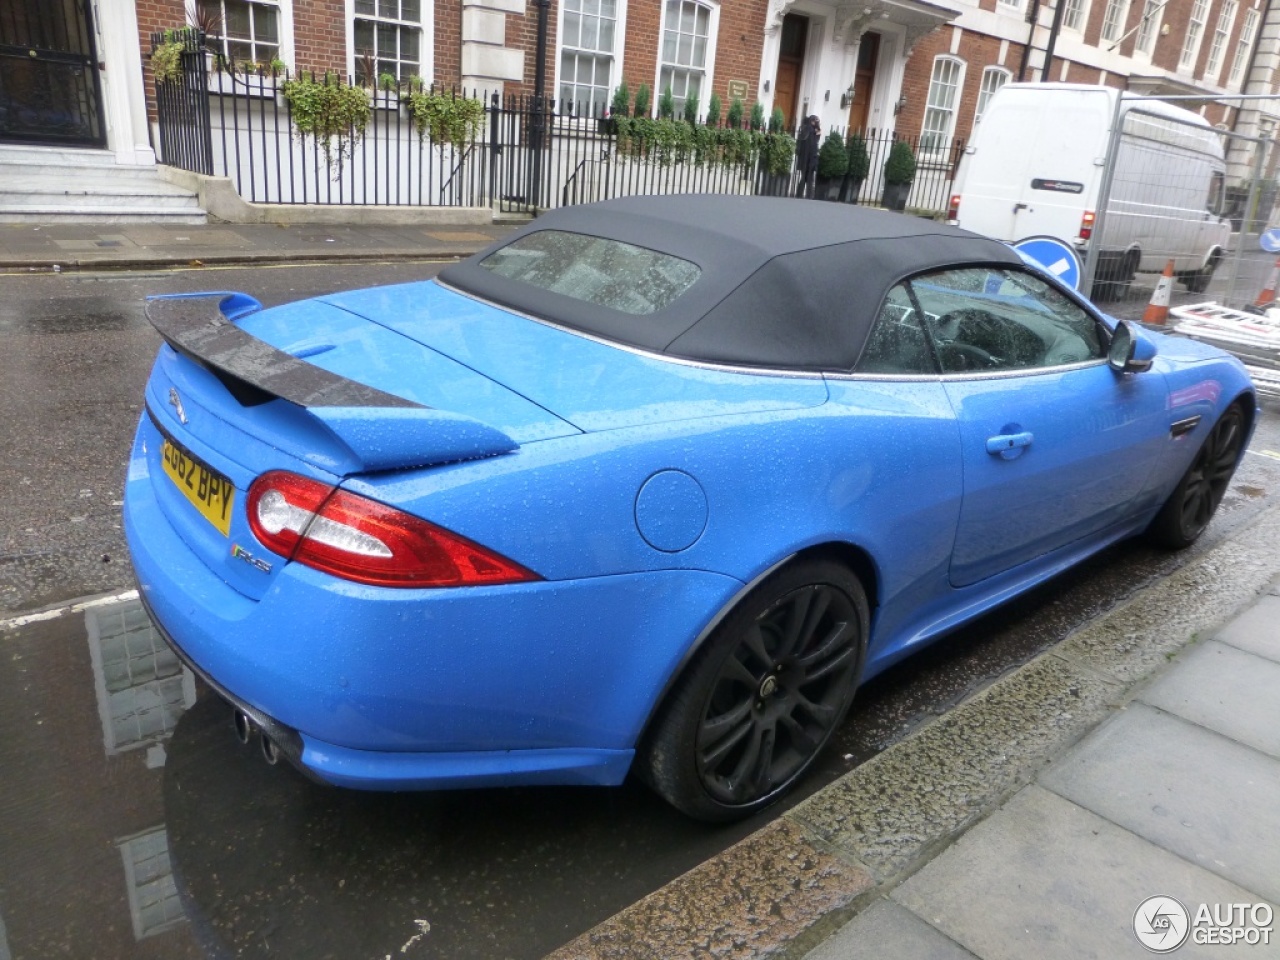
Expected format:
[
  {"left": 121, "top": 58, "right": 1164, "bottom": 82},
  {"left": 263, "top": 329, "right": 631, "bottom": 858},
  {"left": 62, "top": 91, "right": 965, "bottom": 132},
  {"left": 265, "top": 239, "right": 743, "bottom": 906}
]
[{"left": 1108, "top": 319, "right": 1156, "bottom": 374}]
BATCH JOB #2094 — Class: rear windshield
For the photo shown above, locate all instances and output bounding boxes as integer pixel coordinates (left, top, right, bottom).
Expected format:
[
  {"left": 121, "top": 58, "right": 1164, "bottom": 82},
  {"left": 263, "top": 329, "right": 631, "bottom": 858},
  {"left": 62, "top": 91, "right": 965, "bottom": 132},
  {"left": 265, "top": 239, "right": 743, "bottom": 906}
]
[{"left": 478, "top": 230, "right": 701, "bottom": 315}]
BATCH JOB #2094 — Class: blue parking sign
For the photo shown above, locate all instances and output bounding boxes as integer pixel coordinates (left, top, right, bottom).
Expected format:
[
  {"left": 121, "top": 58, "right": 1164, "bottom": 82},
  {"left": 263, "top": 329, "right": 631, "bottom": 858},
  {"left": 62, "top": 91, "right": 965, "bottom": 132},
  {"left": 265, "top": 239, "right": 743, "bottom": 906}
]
[{"left": 1012, "top": 236, "right": 1083, "bottom": 291}]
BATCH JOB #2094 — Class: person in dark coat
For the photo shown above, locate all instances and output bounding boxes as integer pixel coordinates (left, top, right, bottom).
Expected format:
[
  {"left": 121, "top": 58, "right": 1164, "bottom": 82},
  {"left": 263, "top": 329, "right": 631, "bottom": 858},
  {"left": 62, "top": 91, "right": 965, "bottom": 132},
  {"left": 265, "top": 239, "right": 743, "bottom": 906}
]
[{"left": 795, "top": 115, "right": 821, "bottom": 199}]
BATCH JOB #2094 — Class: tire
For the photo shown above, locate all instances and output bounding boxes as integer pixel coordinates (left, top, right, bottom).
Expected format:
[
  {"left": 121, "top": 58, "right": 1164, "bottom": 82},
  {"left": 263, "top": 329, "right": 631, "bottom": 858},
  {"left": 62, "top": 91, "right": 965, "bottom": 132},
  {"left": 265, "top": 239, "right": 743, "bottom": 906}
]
[
  {"left": 1182, "top": 253, "right": 1220, "bottom": 294},
  {"left": 1146, "top": 403, "right": 1246, "bottom": 549},
  {"left": 639, "top": 559, "right": 869, "bottom": 821}
]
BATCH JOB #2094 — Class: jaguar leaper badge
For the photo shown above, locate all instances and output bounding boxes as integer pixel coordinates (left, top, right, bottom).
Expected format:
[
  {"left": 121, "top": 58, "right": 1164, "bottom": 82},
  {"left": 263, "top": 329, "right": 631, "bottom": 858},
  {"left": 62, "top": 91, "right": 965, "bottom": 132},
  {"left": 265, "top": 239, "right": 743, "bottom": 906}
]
[{"left": 168, "top": 387, "right": 188, "bottom": 425}]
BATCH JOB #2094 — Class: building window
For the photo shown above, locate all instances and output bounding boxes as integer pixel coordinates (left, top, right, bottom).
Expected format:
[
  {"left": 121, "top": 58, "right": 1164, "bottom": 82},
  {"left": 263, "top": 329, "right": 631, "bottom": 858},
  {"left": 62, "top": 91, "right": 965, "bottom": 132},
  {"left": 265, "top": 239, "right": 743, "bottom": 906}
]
[
  {"left": 1205, "top": 0, "right": 1237, "bottom": 79},
  {"left": 87, "top": 603, "right": 196, "bottom": 755},
  {"left": 1062, "top": 0, "right": 1088, "bottom": 31},
  {"left": 1135, "top": 0, "right": 1163, "bottom": 54},
  {"left": 1229, "top": 7, "right": 1259, "bottom": 85},
  {"left": 206, "top": 0, "right": 281, "bottom": 67},
  {"left": 997, "top": 0, "right": 1022, "bottom": 10},
  {"left": 1179, "top": 0, "right": 1210, "bottom": 70},
  {"left": 354, "top": 0, "right": 423, "bottom": 82},
  {"left": 921, "top": 56, "right": 964, "bottom": 153},
  {"left": 117, "top": 828, "right": 185, "bottom": 941},
  {"left": 975, "top": 67, "right": 1010, "bottom": 123},
  {"left": 1101, "top": 0, "right": 1130, "bottom": 42},
  {"left": 559, "top": 0, "right": 617, "bottom": 116},
  {"left": 659, "top": 0, "right": 714, "bottom": 116}
]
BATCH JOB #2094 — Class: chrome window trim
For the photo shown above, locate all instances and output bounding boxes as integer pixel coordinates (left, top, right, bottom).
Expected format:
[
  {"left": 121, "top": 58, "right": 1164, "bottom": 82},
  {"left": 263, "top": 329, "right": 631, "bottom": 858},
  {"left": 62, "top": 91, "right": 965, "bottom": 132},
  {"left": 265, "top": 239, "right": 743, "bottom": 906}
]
[{"left": 436, "top": 281, "right": 1110, "bottom": 383}]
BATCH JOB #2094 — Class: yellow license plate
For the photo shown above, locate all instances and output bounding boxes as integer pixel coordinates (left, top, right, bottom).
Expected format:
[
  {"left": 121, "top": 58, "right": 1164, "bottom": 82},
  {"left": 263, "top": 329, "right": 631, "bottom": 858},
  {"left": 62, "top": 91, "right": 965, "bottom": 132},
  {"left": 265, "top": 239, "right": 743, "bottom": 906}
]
[{"left": 161, "top": 438, "right": 236, "bottom": 536}]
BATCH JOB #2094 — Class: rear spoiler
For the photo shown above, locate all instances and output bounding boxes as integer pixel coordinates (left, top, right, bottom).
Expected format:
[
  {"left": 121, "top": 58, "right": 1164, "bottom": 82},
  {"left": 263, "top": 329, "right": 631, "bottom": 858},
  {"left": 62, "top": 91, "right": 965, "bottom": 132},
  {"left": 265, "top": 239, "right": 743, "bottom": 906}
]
[{"left": 145, "top": 292, "right": 519, "bottom": 472}]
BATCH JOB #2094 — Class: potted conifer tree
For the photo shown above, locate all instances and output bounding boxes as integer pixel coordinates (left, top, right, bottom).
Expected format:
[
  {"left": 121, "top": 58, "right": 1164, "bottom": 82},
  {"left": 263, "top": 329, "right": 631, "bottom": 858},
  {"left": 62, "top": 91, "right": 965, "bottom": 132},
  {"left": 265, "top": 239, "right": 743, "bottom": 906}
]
[
  {"left": 815, "top": 131, "right": 849, "bottom": 201},
  {"left": 841, "top": 132, "right": 870, "bottom": 203},
  {"left": 882, "top": 139, "right": 916, "bottom": 211}
]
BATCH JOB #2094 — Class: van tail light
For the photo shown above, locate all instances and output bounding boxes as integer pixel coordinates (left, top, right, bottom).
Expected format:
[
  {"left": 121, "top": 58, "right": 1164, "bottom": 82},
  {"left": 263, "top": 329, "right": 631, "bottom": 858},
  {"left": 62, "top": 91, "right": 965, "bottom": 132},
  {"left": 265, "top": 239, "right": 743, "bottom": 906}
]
[
  {"left": 1079, "top": 210, "right": 1096, "bottom": 241},
  {"left": 246, "top": 471, "right": 540, "bottom": 588},
  {"left": 947, "top": 194, "right": 961, "bottom": 221}
]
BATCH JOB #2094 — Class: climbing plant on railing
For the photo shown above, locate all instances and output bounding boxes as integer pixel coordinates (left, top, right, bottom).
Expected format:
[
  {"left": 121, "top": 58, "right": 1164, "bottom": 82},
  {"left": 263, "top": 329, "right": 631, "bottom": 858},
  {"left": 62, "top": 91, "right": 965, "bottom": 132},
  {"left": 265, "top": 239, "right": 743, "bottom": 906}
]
[
  {"left": 150, "top": 28, "right": 195, "bottom": 84},
  {"left": 281, "top": 72, "right": 371, "bottom": 168},
  {"left": 405, "top": 89, "right": 486, "bottom": 147}
]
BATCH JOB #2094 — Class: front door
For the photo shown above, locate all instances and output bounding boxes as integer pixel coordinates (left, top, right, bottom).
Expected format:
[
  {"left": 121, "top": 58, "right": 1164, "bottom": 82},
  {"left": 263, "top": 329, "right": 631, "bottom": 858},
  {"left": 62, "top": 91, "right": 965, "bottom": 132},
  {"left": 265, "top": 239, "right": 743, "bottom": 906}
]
[
  {"left": 906, "top": 265, "right": 1169, "bottom": 586},
  {"left": 773, "top": 14, "right": 807, "bottom": 133},
  {"left": 0, "top": 0, "right": 106, "bottom": 146},
  {"left": 846, "top": 33, "right": 879, "bottom": 134}
]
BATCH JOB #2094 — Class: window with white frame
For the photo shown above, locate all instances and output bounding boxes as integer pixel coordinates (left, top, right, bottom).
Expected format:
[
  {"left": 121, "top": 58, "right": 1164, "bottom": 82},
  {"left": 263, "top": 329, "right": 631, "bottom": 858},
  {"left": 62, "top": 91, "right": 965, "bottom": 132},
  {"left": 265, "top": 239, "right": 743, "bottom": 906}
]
[
  {"left": 1179, "top": 0, "right": 1210, "bottom": 70},
  {"left": 1205, "top": 0, "right": 1237, "bottom": 79},
  {"left": 1062, "top": 0, "right": 1088, "bottom": 31},
  {"left": 659, "top": 0, "right": 713, "bottom": 115},
  {"left": 354, "top": 0, "right": 423, "bottom": 83},
  {"left": 975, "top": 67, "right": 1010, "bottom": 124},
  {"left": 921, "top": 56, "right": 964, "bottom": 153},
  {"left": 559, "top": 0, "right": 617, "bottom": 116},
  {"left": 1135, "top": 0, "right": 1162, "bottom": 54},
  {"left": 996, "top": 0, "right": 1022, "bottom": 10},
  {"left": 1229, "top": 7, "right": 1259, "bottom": 85},
  {"left": 117, "top": 828, "right": 185, "bottom": 941},
  {"left": 1101, "top": 0, "right": 1130, "bottom": 43},
  {"left": 205, "top": 0, "right": 281, "bottom": 67}
]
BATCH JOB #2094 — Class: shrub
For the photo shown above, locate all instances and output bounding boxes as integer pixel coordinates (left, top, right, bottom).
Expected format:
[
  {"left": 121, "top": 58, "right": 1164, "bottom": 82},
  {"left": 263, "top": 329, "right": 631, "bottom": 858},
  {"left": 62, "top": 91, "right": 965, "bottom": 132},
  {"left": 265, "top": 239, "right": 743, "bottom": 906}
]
[
  {"left": 726, "top": 97, "right": 743, "bottom": 129},
  {"left": 658, "top": 86, "right": 676, "bottom": 120},
  {"left": 759, "top": 131, "right": 796, "bottom": 176},
  {"left": 634, "top": 83, "right": 651, "bottom": 119},
  {"left": 846, "top": 132, "right": 870, "bottom": 181},
  {"left": 150, "top": 28, "right": 194, "bottom": 85},
  {"left": 749, "top": 102, "right": 765, "bottom": 131},
  {"left": 611, "top": 80, "right": 630, "bottom": 118},
  {"left": 281, "top": 73, "right": 371, "bottom": 167},
  {"left": 884, "top": 139, "right": 917, "bottom": 185},
  {"left": 769, "top": 107, "right": 785, "bottom": 133},
  {"left": 405, "top": 88, "right": 485, "bottom": 147},
  {"left": 705, "top": 92, "right": 722, "bottom": 127},
  {"left": 817, "top": 130, "right": 849, "bottom": 179},
  {"left": 683, "top": 94, "right": 699, "bottom": 124}
]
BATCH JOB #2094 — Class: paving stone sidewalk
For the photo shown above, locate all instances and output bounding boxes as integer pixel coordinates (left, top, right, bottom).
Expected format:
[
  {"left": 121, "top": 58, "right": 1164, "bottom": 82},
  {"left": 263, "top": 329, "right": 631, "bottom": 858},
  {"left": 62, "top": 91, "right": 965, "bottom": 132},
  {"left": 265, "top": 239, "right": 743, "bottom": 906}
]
[
  {"left": 806, "top": 592, "right": 1280, "bottom": 960},
  {"left": 550, "top": 507, "right": 1280, "bottom": 960}
]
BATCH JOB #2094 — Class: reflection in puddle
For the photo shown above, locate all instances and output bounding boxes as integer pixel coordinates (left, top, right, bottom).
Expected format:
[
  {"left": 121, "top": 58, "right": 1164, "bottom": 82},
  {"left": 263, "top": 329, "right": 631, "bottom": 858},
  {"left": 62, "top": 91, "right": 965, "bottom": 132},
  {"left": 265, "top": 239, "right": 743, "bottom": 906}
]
[{"left": 0, "top": 600, "right": 201, "bottom": 959}]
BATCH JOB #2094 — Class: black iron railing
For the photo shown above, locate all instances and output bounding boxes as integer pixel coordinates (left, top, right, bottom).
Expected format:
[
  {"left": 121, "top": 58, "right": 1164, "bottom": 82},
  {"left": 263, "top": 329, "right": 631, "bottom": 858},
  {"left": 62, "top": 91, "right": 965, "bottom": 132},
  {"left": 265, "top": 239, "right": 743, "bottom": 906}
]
[{"left": 150, "top": 44, "right": 965, "bottom": 216}]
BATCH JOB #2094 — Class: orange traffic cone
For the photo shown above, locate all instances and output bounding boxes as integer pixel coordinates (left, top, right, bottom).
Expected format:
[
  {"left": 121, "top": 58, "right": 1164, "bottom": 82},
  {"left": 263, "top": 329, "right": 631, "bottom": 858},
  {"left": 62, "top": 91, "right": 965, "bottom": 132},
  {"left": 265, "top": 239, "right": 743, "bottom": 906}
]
[
  {"left": 1142, "top": 260, "right": 1175, "bottom": 325},
  {"left": 1256, "top": 257, "right": 1280, "bottom": 308}
]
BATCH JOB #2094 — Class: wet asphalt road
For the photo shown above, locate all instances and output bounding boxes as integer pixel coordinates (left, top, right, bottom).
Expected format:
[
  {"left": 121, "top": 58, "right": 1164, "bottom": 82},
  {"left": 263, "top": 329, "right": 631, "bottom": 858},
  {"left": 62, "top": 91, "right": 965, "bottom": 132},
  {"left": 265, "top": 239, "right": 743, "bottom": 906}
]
[{"left": 3, "top": 263, "right": 1280, "bottom": 960}]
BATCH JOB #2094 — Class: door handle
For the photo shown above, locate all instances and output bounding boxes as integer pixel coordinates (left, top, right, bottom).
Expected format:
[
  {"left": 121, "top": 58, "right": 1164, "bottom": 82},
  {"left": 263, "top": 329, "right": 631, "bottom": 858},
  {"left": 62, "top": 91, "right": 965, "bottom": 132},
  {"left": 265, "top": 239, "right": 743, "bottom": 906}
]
[{"left": 986, "top": 431, "right": 1033, "bottom": 459}]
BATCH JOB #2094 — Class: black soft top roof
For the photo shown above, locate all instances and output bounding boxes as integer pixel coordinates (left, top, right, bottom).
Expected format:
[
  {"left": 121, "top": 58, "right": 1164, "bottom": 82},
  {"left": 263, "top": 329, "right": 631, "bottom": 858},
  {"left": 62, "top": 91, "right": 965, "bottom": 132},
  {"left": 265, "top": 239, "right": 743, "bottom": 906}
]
[{"left": 439, "top": 194, "right": 1022, "bottom": 371}]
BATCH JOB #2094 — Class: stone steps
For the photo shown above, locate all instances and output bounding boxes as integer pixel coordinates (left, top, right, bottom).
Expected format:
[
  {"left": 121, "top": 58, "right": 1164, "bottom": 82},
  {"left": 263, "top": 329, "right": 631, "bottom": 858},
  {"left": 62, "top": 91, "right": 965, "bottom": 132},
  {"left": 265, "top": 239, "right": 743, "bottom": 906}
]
[{"left": 0, "top": 145, "right": 206, "bottom": 224}]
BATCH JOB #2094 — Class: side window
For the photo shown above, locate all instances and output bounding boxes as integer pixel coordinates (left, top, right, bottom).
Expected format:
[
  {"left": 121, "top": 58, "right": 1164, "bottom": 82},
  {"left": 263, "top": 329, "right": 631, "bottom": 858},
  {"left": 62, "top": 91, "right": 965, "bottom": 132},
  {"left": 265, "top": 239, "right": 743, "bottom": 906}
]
[
  {"left": 855, "top": 283, "right": 936, "bottom": 374},
  {"left": 908, "top": 267, "right": 1104, "bottom": 374}
]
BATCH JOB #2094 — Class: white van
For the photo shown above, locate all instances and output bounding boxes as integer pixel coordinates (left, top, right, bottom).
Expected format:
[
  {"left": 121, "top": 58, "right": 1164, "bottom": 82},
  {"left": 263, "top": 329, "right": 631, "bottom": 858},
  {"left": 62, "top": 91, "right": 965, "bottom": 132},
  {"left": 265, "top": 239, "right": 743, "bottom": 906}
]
[{"left": 948, "top": 83, "right": 1231, "bottom": 298}]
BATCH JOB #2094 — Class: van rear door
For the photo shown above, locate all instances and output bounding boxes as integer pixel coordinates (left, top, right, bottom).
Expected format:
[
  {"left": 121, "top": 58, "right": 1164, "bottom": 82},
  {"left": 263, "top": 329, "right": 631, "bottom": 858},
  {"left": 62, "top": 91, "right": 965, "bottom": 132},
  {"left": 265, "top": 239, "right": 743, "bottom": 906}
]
[{"left": 956, "top": 85, "right": 1112, "bottom": 244}]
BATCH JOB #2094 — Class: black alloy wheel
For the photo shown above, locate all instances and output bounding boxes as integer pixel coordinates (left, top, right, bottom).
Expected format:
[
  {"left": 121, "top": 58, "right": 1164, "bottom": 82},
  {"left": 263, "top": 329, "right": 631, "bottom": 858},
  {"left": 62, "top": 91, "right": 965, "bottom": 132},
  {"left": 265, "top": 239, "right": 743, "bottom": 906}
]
[
  {"left": 1147, "top": 403, "right": 1246, "bottom": 549},
  {"left": 641, "top": 559, "right": 868, "bottom": 821}
]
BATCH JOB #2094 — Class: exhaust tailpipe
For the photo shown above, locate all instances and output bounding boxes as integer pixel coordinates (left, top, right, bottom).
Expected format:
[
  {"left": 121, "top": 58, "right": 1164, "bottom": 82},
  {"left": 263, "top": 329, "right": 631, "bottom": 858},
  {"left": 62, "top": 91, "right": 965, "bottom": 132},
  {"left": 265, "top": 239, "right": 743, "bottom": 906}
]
[
  {"left": 233, "top": 709, "right": 253, "bottom": 745},
  {"left": 260, "top": 734, "right": 280, "bottom": 765}
]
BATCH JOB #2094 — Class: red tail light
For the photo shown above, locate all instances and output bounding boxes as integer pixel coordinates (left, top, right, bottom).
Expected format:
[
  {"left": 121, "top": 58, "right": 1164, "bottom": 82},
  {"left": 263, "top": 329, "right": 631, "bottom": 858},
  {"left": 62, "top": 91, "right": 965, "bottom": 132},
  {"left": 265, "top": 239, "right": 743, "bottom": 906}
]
[
  {"left": 947, "top": 194, "right": 961, "bottom": 220},
  {"left": 246, "top": 471, "right": 540, "bottom": 588},
  {"left": 1079, "top": 210, "right": 1095, "bottom": 241}
]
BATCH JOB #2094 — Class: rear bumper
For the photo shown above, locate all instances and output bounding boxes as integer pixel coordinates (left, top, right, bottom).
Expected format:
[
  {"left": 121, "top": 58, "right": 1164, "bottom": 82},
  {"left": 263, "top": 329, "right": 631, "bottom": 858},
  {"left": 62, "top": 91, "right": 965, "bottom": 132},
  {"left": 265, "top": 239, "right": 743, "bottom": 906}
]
[
  {"left": 144, "top": 592, "right": 635, "bottom": 789},
  {"left": 124, "top": 418, "right": 743, "bottom": 790}
]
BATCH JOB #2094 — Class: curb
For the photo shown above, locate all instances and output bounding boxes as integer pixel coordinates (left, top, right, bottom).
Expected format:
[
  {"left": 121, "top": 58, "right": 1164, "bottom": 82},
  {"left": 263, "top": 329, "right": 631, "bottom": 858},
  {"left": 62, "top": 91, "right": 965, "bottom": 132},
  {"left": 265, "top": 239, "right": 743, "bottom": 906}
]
[
  {"left": 546, "top": 503, "right": 1280, "bottom": 960},
  {"left": 0, "top": 248, "right": 485, "bottom": 274}
]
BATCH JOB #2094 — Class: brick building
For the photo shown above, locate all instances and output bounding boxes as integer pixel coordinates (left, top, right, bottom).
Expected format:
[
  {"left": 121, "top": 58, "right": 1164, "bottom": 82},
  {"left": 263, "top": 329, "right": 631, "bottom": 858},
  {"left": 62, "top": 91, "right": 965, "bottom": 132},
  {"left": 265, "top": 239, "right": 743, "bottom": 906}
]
[{"left": 3, "top": 0, "right": 1280, "bottom": 214}]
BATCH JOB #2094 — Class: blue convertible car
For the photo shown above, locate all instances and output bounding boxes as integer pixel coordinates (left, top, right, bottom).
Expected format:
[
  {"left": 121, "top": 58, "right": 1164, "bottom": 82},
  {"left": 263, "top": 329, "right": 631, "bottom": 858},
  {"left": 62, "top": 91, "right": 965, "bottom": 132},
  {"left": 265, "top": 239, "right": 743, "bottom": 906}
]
[{"left": 125, "top": 196, "right": 1254, "bottom": 820}]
